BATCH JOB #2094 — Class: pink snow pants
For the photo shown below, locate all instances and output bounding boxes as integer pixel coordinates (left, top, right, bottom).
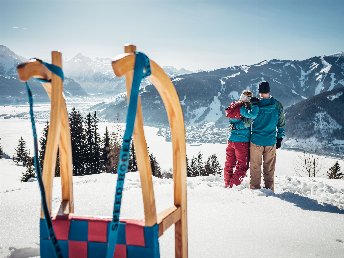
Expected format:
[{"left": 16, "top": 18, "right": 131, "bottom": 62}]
[{"left": 224, "top": 141, "right": 250, "bottom": 186}]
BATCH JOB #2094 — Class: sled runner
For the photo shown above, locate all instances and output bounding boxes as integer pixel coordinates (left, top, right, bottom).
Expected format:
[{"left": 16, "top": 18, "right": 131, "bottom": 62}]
[{"left": 16, "top": 45, "right": 188, "bottom": 258}]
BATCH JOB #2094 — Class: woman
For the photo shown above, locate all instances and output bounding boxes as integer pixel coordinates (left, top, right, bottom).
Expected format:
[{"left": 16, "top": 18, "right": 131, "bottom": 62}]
[{"left": 223, "top": 90, "right": 259, "bottom": 188}]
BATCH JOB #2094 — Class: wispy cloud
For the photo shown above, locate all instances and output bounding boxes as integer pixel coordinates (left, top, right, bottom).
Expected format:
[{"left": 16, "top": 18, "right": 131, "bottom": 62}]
[{"left": 11, "top": 26, "right": 27, "bottom": 30}]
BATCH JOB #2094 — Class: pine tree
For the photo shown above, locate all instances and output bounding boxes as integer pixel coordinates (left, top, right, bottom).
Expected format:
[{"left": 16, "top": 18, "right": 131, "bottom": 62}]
[
  {"left": 110, "top": 131, "right": 121, "bottom": 173},
  {"left": 69, "top": 107, "right": 86, "bottom": 176},
  {"left": 92, "top": 112, "right": 101, "bottom": 174},
  {"left": 196, "top": 152, "right": 205, "bottom": 176},
  {"left": 327, "top": 161, "right": 343, "bottom": 179},
  {"left": 189, "top": 156, "right": 198, "bottom": 177},
  {"left": 21, "top": 156, "right": 35, "bottom": 182},
  {"left": 149, "top": 153, "right": 162, "bottom": 178},
  {"left": 39, "top": 121, "right": 49, "bottom": 171},
  {"left": 101, "top": 126, "right": 111, "bottom": 173},
  {"left": 186, "top": 155, "right": 192, "bottom": 177},
  {"left": 14, "top": 137, "right": 29, "bottom": 166},
  {"left": 129, "top": 142, "right": 138, "bottom": 172},
  {"left": 84, "top": 112, "right": 94, "bottom": 175},
  {"left": 0, "top": 137, "right": 3, "bottom": 159},
  {"left": 204, "top": 154, "right": 222, "bottom": 176}
]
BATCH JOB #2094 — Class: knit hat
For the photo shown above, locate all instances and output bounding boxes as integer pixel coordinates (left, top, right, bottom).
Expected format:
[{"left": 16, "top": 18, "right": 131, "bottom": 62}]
[
  {"left": 258, "top": 81, "right": 270, "bottom": 93},
  {"left": 239, "top": 89, "right": 252, "bottom": 102}
]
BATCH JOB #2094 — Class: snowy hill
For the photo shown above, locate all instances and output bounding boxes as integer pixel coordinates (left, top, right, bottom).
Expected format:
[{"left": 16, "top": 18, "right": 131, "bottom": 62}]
[
  {"left": 1, "top": 158, "right": 344, "bottom": 258},
  {"left": 284, "top": 87, "right": 344, "bottom": 156},
  {"left": 0, "top": 45, "right": 87, "bottom": 104}
]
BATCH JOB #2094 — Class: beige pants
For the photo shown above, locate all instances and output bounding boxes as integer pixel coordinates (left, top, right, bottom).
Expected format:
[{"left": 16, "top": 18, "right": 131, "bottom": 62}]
[{"left": 250, "top": 142, "right": 276, "bottom": 191}]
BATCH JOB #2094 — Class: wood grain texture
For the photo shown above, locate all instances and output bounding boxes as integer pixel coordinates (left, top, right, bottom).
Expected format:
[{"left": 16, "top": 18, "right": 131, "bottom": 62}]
[
  {"left": 16, "top": 53, "right": 74, "bottom": 218},
  {"left": 123, "top": 46, "right": 157, "bottom": 227},
  {"left": 112, "top": 46, "right": 188, "bottom": 258}
]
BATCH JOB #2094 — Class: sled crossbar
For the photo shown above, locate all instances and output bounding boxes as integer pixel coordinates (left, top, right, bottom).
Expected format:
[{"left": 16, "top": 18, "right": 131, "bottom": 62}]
[{"left": 157, "top": 206, "right": 181, "bottom": 237}]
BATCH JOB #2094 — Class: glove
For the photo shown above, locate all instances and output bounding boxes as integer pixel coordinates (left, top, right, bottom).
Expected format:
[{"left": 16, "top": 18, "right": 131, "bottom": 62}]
[
  {"left": 250, "top": 97, "right": 260, "bottom": 105},
  {"left": 276, "top": 138, "right": 283, "bottom": 149},
  {"left": 229, "top": 123, "right": 236, "bottom": 131}
]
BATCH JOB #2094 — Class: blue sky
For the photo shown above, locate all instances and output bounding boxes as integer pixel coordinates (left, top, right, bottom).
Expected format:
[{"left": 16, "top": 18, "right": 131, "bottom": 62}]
[{"left": 1, "top": 0, "right": 343, "bottom": 70}]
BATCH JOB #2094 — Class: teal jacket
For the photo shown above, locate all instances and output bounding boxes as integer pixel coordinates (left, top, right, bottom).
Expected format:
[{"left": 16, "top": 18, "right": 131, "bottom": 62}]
[
  {"left": 228, "top": 105, "right": 259, "bottom": 142},
  {"left": 241, "top": 97, "right": 285, "bottom": 146}
]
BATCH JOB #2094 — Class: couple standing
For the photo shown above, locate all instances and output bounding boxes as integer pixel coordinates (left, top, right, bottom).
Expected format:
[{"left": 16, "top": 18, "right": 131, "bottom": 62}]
[{"left": 224, "top": 81, "right": 285, "bottom": 191}]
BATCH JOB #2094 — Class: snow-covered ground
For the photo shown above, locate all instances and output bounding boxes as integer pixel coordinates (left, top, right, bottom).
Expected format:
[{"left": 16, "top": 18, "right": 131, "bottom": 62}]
[
  {"left": 1, "top": 114, "right": 344, "bottom": 258},
  {"left": 1, "top": 159, "right": 344, "bottom": 258}
]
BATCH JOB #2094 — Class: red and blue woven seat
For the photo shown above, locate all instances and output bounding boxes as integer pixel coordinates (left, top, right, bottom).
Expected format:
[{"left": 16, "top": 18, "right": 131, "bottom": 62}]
[{"left": 40, "top": 215, "right": 160, "bottom": 258}]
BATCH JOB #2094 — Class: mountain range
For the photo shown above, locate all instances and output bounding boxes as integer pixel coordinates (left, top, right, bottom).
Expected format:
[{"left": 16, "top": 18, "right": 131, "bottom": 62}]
[
  {"left": 98, "top": 53, "right": 344, "bottom": 125},
  {"left": 1, "top": 44, "right": 343, "bottom": 155},
  {"left": 284, "top": 87, "right": 344, "bottom": 155},
  {"left": 0, "top": 45, "right": 87, "bottom": 104},
  {"left": 63, "top": 53, "right": 192, "bottom": 95}
]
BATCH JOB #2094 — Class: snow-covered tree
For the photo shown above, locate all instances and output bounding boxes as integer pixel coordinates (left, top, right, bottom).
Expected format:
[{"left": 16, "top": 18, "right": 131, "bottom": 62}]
[
  {"left": 69, "top": 107, "right": 86, "bottom": 176},
  {"left": 327, "top": 161, "right": 343, "bottom": 179},
  {"left": 189, "top": 156, "right": 198, "bottom": 177},
  {"left": 0, "top": 137, "right": 3, "bottom": 159},
  {"left": 92, "top": 112, "right": 101, "bottom": 174},
  {"left": 129, "top": 142, "right": 137, "bottom": 172},
  {"left": 21, "top": 156, "right": 35, "bottom": 182},
  {"left": 149, "top": 152, "right": 162, "bottom": 178},
  {"left": 14, "top": 137, "right": 29, "bottom": 166},
  {"left": 204, "top": 154, "right": 222, "bottom": 176}
]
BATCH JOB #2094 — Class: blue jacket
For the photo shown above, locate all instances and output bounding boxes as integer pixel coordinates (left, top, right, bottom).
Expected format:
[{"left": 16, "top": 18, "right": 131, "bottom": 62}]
[
  {"left": 241, "top": 97, "right": 285, "bottom": 146},
  {"left": 228, "top": 105, "right": 259, "bottom": 142}
]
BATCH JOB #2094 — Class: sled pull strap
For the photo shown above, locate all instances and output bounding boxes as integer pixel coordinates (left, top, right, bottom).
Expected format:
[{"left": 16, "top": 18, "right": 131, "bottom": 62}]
[
  {"left": 25, "top": 81, "right": 64, "bottom": 258},
  {"left": 106, "top": 52, "right": 151, "bottom": 258}
]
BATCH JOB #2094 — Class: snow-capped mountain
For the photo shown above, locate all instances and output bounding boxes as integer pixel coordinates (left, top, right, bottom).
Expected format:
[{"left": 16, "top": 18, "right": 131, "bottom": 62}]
[
  {"left": 284, "top": 87, "right": 344, "bottom": 156},
  {"left": 0, "top": 45, "right": 87, "bottom": 104},
  {"left": 64, "top": 53, "right": 124, "bottom": 95},
  {"left": 98, "top": 54, "right": 344, "bottom": 128},
  {"left": 64, "top": 53, "right": 192, "bottom": 95}
]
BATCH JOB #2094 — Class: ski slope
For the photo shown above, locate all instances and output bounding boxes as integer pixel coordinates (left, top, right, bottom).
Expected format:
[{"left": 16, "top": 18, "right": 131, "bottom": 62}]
[{"left": 1, "top": 158, "right": 344, "bottom": 258}]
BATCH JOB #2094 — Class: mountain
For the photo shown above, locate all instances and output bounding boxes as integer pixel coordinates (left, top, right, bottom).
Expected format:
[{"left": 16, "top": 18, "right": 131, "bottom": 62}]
[
  {"left": 284, "top": 87, "right": 344, "bottom": 156},
  {"left": 97, "top": 54, "right": 344, "bottom": 128},
  {"left": 0, "top": 45, "right": 87, "bottom": 104},
  {"left": 64, "top": 53, "right": 124, "bottom": 95},
  {"left": 64, "top": 53, "right": 192, "bottom": 95}
]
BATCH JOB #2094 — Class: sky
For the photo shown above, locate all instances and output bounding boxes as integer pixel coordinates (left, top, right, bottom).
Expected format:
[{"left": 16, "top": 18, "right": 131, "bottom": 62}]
[{"left": 1, "top": 0, "right": 344, "bottom": 70}]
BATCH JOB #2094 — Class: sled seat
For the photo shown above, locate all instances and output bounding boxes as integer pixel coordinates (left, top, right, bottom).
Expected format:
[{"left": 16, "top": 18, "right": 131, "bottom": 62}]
[{"left": 41, "top": 215, "right": 159, "bottom": 258}]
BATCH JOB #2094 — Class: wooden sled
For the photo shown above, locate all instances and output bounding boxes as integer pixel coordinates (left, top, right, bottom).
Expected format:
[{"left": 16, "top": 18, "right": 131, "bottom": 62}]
[{"left": 16, "top": 45, "right": 187, "bottom": 258}]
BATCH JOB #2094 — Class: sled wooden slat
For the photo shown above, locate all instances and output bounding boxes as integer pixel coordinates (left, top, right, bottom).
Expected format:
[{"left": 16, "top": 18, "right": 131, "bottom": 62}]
[
  {"left": 157, "top": 206, "right": 181, "bottom": 237},
  {"left": 112, "top": 44, "right": 188, "bottom": 258},
  {"left": 16, "top": 52, "right": 74, "bottom": 218},
  {"left": 57, "top": 200, "right": 70, "bottom": 216}
]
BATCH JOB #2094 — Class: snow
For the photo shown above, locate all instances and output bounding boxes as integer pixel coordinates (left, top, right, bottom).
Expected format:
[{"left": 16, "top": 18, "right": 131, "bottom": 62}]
[
  {"left": 315, "top": 57, "right": 332, "bottom": 95},
  {"left": 202, "top": 94, "right": 222, "bottom": 123},
  {"left": 228, "top": 91, "right": 239, "bottom": 100},
  {"left": 314, "top": 112, "right": 342, "bottom": 137},
  {"left": 327, "top": 91, "right": 343, "bottom": 101},
  {"left": 329, "top": 73, "right": 336, "bottom": 91},
  {"left": 1, "top": 108, "right": 344, "bottom": 257},
  {"left": 1, "top": 158, "right": 344, "bottom": 258}
]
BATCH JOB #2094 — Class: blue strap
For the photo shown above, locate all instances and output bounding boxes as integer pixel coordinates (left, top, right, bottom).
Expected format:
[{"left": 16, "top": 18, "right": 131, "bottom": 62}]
[
  {"left": 33, "top": 58, "right": 65, "bottom": 83},
  {"left": 106, "top": 52, "right": 151, "bottom": 258},
  {"left": 25, "top": 82, "right": 63, "bottom": 258},
  {"left": 25, "top": 59, "right": 64, "bottom": 258}
]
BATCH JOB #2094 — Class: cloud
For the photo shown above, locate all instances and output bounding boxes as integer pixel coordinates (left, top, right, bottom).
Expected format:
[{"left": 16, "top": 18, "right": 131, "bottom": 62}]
[{"left": 11, "top": 26, "right": 27, "bottom": 30}]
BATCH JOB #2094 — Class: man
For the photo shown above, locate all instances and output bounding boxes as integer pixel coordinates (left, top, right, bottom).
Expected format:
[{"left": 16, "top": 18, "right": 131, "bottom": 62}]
[
  {"left": 248, "top": 81, "right": 285, "bottom": 192},
  {"left": 223, "top": 90, "right": 259, "bottom": 188}
]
